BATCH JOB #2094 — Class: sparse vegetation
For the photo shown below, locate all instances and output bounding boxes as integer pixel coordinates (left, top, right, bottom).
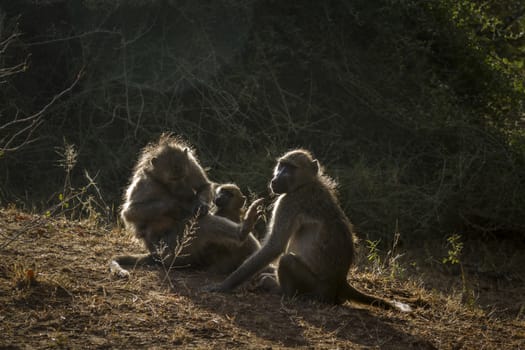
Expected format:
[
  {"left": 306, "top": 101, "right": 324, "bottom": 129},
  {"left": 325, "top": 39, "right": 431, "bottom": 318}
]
[
  {"left": 442, "top": 233, "right": 476, "bottom": 307},
  {"left": 0, "top": 207, "right": 524, "bottom": 349},
  {"left": 1, "top": 0, "right": 524, "bottom": 348}
]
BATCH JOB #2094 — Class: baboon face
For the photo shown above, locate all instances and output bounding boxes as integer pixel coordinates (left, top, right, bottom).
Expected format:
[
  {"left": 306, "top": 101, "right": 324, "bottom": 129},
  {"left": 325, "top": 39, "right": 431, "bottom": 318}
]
[
  {"left": 214, "top": 186, "right": 245, "bottom": 210},
  {"left": 270, "top": 150, "right": 320, "bottom": 194},
  {"left": 150, "top": 147, "right": 189, "bottom": 184},
  {"left": 270, "top": 162, "right": 296, "bottom": 194}
]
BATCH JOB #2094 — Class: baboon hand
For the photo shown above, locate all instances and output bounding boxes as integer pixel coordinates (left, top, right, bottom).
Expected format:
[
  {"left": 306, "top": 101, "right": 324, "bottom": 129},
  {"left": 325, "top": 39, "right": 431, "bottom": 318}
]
[
  {"left": 243, "top": 198, "right": 265, "bottom": 222},
  {"left": 240, "top": 198, "right": 265, "bottom": 239},
  {"left": 193, "top": 203, "right": 209, "bottom": 218}
]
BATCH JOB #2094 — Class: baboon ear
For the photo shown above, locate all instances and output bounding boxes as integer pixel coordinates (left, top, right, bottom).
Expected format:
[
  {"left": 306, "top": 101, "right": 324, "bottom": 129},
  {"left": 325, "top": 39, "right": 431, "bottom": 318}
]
[
  {"left": 312, "top": 159, "right": 320, "bottom": 173},
  {"left": 180, "top": 148, "right": 190, "bottom": 161},
  {"left": 150, "top": 157, "right": 159, "bottom": 168}
]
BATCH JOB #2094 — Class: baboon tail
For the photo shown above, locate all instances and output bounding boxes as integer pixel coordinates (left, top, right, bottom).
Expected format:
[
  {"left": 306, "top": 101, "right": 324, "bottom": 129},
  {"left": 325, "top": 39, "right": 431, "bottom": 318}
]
[
  {"left": 113, "top": 253, "right": 156, "bottom": 267},
  {"left": 109, "top": 254, "right": 159, "bottom": 278},
  {"left": 340, "top": 282, "right": 412, "bottom": 312}
]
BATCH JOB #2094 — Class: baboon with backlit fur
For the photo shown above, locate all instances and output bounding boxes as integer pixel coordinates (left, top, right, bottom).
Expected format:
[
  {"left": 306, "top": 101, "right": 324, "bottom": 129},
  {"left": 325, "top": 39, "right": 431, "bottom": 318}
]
[
  {"left": 215, "top": 183, "right": 267, "bottom": 242},
  {"left": 214, "top": 184, "right": 247, "bottom": 222},
  {"left": 205, "top": 184, "right": 262, "bottom": 274},
  {"left": 207, "top": 149, "right": 410, "bottom": 311},
  {"left": 121, "top": 134, "right": 212, "bottom": 248},
  {"left": 110, "top": 134, "right": 261, "bottom": 277}
]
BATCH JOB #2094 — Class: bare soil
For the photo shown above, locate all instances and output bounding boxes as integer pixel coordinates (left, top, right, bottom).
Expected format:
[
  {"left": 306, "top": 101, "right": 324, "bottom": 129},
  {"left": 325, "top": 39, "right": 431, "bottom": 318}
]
[{"left": 1, "top": 208, "right": 524, "bottom": 349}]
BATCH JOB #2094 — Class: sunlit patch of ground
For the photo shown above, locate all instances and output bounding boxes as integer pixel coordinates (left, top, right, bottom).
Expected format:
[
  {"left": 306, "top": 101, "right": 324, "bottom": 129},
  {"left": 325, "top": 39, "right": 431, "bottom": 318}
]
[{"left": 1, "top": 208, "right": 523, "bottom": 349}]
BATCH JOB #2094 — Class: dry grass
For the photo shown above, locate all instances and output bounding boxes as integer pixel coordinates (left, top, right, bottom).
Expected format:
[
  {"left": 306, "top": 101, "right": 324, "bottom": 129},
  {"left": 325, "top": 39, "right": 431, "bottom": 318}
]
[{"left": 1, "top": 207, "right": 524, "bottom": 349}]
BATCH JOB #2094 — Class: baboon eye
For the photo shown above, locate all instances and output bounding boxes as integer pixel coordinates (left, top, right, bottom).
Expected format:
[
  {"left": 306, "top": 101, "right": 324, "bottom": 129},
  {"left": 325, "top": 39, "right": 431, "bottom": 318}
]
[
  {"left": 282, "top": 162, "right": 296, "bottom": 170},
  {"left": 220, "top": 191, "right": 232, "bottom": 198},
  {"left": 277, "top": 163, "right": 296, "bottom": 176}
]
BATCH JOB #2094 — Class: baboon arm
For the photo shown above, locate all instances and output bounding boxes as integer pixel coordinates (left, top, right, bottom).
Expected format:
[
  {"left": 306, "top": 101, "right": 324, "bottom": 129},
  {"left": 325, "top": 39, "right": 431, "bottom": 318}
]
[
  {"left": 186, "top": 161, "right": 213, "bottom": 205},
  {"left": 196, "top": 182, "right": 213, "bottom": 205},
  {"left": 197, "top": 215, "right": 246, "bottom": 244},
  {"left": 216, "top": 214, "right": 299, "bottom": 291},
  {"left": 121, "top": 200, "right": 174, "bottom": 223},
  {"left": 216, "top": 244, "right": 281, "bottom": 291},
  {"left": 122, "top": 177, "right": 179, "bottom": 221}
]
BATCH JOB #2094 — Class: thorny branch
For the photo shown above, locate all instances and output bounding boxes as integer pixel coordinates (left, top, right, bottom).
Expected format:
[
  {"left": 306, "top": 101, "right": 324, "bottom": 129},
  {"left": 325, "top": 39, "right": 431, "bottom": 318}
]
[{"left": 0, "top": 68, "right": 84, "bottom": 154}]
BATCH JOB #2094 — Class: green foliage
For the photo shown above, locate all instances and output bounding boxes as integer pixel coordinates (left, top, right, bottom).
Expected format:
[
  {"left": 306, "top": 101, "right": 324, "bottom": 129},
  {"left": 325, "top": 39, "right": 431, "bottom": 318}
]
[
  {"left": 1, "top": 0, "right": 524, "bottom": 244},
  {"left": 366, "top": 239, "right": 382, "bottom": 267},
  {"left": 442, "top": 233, "right": 476, "bottom": 306},
  {"left": 429, "top": 0, "right": 525, "bottom": 129},
  {"left": 443, "top": 233, "right": 464, "bottom": 265}
]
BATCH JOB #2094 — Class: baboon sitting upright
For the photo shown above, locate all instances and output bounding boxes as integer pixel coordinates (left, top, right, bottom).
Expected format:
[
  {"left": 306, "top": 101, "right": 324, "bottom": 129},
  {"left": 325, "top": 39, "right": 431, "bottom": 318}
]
[
  {"left": 110, "top": 134, "right": 261, "bottom": 277},
  {"left": 120, "top": 134, "right": 213, "bottom": 251},
  {"left": 207, "top": 149, "right": 410, "bottom": 311}
]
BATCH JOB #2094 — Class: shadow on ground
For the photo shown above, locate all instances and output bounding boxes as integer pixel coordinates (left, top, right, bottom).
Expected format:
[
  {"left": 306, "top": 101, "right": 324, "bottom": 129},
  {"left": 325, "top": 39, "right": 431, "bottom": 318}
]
[{"left": 165, "top": 269, "right": 437, "bottom": 349}]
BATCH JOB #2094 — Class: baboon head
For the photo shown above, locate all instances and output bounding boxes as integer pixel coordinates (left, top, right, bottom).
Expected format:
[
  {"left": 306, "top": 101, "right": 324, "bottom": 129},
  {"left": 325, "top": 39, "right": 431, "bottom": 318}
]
[
  {"left": 149, "top": 145, "right": 189, "bottom": 184},
  {"left": 214, "top": 184, "right": 246, "bottom": 211},
  {"left": 270, "top": 149, "right": 320, "bottom": 194}
]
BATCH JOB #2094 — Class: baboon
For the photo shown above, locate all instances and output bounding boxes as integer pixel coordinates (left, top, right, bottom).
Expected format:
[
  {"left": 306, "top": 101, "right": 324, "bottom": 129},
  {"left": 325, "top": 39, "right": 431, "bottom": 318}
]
[
  {"left": 205, "top": 184, "right": 262, "bottom": 274},
  {"left": 110, "top": 134, "right": 261, "bottom": 277},
  {"left": 120, "top": 134, "right": 212, "bottom": 251},
  {"left": 207, "top": 149, "right": 410, "bottom": 311},
  {"left": 215, "top": 183, "right": 267, "bottom": 241},
  {"left": 213, "top": 184, "right": 247, "bottom": 222}
]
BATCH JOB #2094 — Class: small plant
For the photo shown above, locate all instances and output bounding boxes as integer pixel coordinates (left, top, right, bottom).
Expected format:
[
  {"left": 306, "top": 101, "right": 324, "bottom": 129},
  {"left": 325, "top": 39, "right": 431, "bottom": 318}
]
[
  {"left": 366, "top": 239, "right": 382, "bottom": 271},
  {"left": 56, "top": 138, "right": 78, "bottom": 203},
  {"left": 366, "top": 223, "right": 406, "bottom": 278},
  {"left": 443, "top": 233, "right": 475, "bottom": 307},
  {"left": 385, "top": 222, "right": 405, "bottom": 279},
  {"left": 443, "top": 233, "right": 463, "bottom": 265},
  {"left": 50, "top": 139, "right": 111, "bottom": 225},
  {"left": 158, "top": 215, "right": 199, "bottom": 289}
]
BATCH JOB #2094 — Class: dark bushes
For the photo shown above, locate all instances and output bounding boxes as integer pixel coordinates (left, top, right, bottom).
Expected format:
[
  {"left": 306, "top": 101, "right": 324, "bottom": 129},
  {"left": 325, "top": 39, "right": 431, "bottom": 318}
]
[{"left": 1, "top": 0, "right": 524, "bottom": 243}]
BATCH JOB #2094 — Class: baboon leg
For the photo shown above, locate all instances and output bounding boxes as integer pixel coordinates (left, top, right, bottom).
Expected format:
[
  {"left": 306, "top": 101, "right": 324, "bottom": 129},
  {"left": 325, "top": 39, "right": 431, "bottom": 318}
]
[
  {"left": 253, "top": 265, "right": 280, "bottom": 291},
  {"left": 110, "top": 253, "right": 157, "bottom": 278},
  {"left": 195, "top": 215, "right": 248, "bottom": 245},
  {"left": 205, "top": 233, "right": 261, "bottom": 274},
  {"left": 114, "top": 253, "right": 156, "bottom": 266},
  {"left": 278, "top": 253, "right": 318, "bottom": 297},
  {"left": 158, "top": 216, "right": 257, "bottom": 270},
  {"left": 278, "top": 253, "right": 339, "bottom": 303}
]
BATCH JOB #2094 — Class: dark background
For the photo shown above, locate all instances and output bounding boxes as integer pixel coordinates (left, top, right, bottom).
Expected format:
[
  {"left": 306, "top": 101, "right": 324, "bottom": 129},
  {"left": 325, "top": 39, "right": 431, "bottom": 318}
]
[{"left": 1, "top": 0, "right": 524, "bottom": 248}]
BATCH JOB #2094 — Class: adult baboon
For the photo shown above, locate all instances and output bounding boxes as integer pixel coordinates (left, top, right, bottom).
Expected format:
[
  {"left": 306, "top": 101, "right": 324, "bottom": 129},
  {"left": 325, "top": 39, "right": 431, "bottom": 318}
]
[
  {"left": 110, "top": 134, "right": 261, "bottom": 277},
  {"left": 207, "top": 149, "right": 410, "bottom": 311},
  {"left": 119, "top": 133, "right": 211, "bottom": 250}
]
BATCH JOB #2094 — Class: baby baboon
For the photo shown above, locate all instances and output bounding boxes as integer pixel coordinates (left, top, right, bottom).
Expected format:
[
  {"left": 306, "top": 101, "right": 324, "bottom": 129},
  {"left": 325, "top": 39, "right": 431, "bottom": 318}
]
[
  {"left": 207, "top": 149, "right": 410, "bottom": 311},
  {"left": 110, "top": 134, "right": 261, "bottom": 277},
  {"left": 214, "top": 184, "right": 247, "bottom": 222},
  {"left": 205, "top": 184, "right": 261, "bottom": 274},
  {"left": 215, "top": 183, "right": 267, "bottom": 241}
]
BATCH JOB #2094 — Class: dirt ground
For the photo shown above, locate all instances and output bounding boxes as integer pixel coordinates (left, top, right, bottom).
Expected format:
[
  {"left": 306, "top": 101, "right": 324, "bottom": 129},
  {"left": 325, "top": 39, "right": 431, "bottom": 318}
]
[{"left": 1, "top": 207, "right": 524, "bottom": 349}]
